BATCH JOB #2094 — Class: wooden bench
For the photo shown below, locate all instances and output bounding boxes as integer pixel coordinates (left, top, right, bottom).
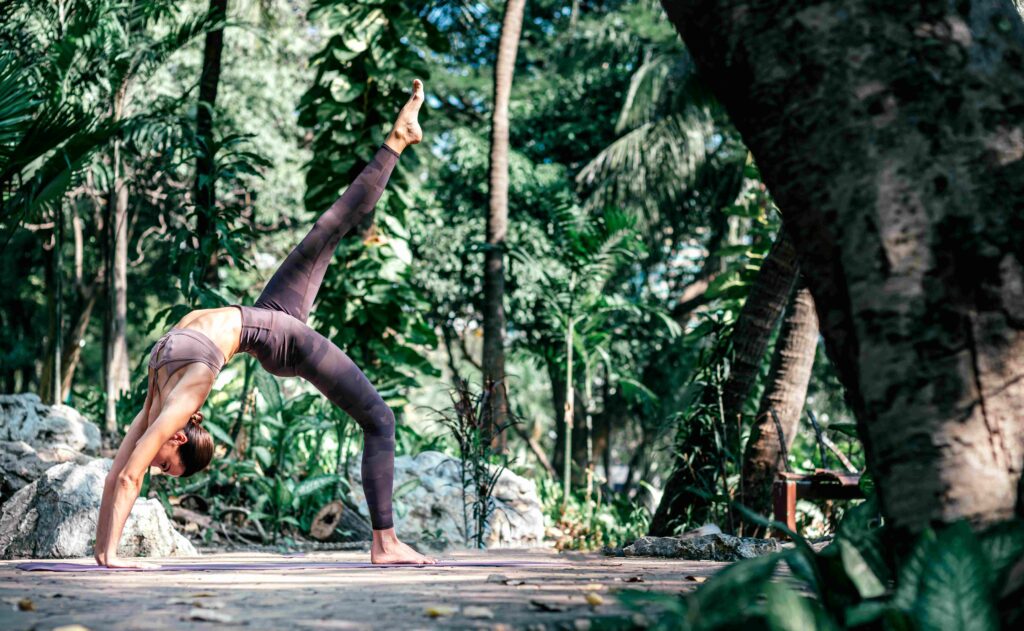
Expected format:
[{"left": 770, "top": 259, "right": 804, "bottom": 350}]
[{"left": 772, "top": 469, "right": 864, "bottom": 536}]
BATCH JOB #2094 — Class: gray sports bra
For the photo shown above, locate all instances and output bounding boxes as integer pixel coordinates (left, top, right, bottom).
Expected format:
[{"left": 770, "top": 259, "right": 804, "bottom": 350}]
[{"left": 148, "top": 328, "right": 226, "bottom": 389}]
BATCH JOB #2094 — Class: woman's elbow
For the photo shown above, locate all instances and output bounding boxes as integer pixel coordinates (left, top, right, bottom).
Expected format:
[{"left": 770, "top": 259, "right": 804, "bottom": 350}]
[{"left": 115, "top": 471, "right": 140, "bottom": 491}]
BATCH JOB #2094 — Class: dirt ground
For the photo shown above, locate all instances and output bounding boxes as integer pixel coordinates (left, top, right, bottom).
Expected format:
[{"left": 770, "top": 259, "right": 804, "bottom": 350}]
[{"left": 0, "top": 548, "right": 726, "bottom": 630}]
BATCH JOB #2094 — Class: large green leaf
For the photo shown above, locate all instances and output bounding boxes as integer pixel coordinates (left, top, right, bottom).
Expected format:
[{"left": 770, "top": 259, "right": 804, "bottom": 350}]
[
  {"left": 914, "top": 522, "right": 998, "bottom": 631},
  {"left": 295, "top": 474, "right": 344, "bottom": 498},
  {"left": 763, "top": 582, "right": 837, "bottom": 631},
  {"left": 978, "top": 519, "right": 1024, "bottom": 587}
]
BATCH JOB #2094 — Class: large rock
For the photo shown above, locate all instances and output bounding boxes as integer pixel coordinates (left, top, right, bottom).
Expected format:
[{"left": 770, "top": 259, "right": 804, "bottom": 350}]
[
  {"left": 0, "top": 459, "right": 196, "bottom": 559},
  {"left": 0, "top": 440, "right": 90, "bottom": 504},
  {"left": 0, "top": 393, "right": 101, "bottom": 454},
  {"left": 348, "top": 450, "right": 545, "bottom": 548},
  {"left": 623, "top": 534, "right": 782, "bottom": 561}
]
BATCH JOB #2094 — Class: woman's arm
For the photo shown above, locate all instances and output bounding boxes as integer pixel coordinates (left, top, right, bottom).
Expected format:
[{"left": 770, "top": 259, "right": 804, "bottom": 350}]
[
  {"left": 94, "top": 379, "right": 211, "bottom": 567},
  {"left": 94, "top": 408, "right": 150, "bottom": 565}
]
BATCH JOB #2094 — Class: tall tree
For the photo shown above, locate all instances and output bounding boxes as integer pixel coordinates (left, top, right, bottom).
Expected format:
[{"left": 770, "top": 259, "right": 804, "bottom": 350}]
[
  {"left": 650, "top": 228, "right": 798, "bottom": 535},
  {"left": 483, "top": 0, "right": 527, "bottom": 443},
  {"left": 194, "top": 0, "right": 228, "bottom": 286},
  {"left": 659, "top": 0, "right": 1024, "bottom": 534},
  {"left": 739, "top": 284, "right": 818, "bottom": 535}
]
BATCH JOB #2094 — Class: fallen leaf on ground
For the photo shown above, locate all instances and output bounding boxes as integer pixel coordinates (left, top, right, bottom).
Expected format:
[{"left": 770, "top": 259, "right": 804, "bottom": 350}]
[
  {"left": 506, "top": 579, "right": 527, "bottom": 586},
  {"left": 582, "top": 583, "right": 604, "bottom": 591},
  {"left": 425, "top": 605, "right": 457, "bottom": 618},
  {"left": 463, "top": 606, "right": 494, "bottom": 619},
  {"left": 585, "top": 592, "right": 604, "bottom": 606},
  {"left": 684, "top": 575, "right": 707, "bottom": 583},
  {"left": 189, "top": 592, "right": 218, "bottom": 598},
  {"left": 530, "top": 599, "right": 568, "bottom": 612},
  {"left": 188, "top": 608, "right": 233, "bottom": 623},
  {"left": 17, "top": 598, "right": 35, "bottom": 611},
  {"left": 622, "top": 575, "right": 644, "bottom": 583},
  {"left": 486, "top": 574, "right": 508, "bottom": 583}
]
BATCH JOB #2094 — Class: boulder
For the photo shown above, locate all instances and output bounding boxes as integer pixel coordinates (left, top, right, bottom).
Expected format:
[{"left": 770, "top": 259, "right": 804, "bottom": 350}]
[
  {"left": 0, "top": 440, "right": 90, "bottom": 504},
  {"left": 0, "top": 459, "right": 196, "bottom": 559},
  {"left": 0, "top": 393, "right": 101, "bottom": 454},
  {"left": 348, "top": 450, "right": 545, "bottom": 548},
  {"left": 623, "top": 534, "right": 782, "bottom": 561}
]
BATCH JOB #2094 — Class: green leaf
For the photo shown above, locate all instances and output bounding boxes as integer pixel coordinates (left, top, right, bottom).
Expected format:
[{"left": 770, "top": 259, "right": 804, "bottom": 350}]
[
  {"left": 914, "top": 522, "right": 998, "bottom": 631},
  {"left": 838, "top": 538, "right": 886, "bottom": 599},
  {"left": 978, "top": 519, "right": 1024, "bottom": 587},
  {"left": 295, "top": 474, "right": 342, "bottom": 498},
  {"left": 252, "top": 446, "right": 273, "bottom": 470},
  {"left": 764, "top": 582, "right": 837, "bottom": 631},
  {"left": 892, "top": 529, "right": 936, "bottom": 612},
  {"left": 253, "top": 369, "right": 283, "bottom": 412},
  {"left": 687, "top": 552, "right": 784, "bottom": 627}
]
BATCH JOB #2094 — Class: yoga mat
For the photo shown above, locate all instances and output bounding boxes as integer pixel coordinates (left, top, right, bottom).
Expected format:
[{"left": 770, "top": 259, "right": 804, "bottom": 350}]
[{"left": 17, "top": 560, "right": 558, "bottom": 573}]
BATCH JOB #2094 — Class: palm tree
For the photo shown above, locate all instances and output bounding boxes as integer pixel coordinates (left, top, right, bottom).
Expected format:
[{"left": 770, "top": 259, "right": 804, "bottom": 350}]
[{"left": 483, "top": 0, "right": 528, "bottom": 447}]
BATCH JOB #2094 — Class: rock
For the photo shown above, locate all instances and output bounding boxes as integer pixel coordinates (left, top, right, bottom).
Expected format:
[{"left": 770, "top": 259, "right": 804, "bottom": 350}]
[
  {"left": 0, "top": 441, "right": 91, "bottom": 504},
  {"left": 348, "top": 450, "right": 545, "bottom": 548},
  {"left": 0, "top": 459, "right": 196, "bottom": 559},
  {"left": 622, "top": 534, "right": 782, "bottom": 561},
  {"left": 0, "top": 394, "right": 101, "bottom": 455}
]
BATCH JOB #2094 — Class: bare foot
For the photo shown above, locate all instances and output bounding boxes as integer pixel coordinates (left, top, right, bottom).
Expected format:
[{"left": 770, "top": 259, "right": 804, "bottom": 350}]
[
  {"left": 371, "top": 528, "right": 437, "bottom": 565},
  {"left": 384, "top": 79, "right": 424, "bottom": 154}
]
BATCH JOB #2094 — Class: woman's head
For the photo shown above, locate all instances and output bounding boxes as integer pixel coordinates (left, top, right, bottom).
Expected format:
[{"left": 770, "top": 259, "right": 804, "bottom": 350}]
[{"left": 150, "top": 412, "right": 214, "bottom": 477}]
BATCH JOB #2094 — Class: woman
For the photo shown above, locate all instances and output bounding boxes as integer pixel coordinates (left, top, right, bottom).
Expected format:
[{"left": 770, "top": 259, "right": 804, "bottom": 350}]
[{"left": 94, "top": 80, "right": 434, "bottom": 568}]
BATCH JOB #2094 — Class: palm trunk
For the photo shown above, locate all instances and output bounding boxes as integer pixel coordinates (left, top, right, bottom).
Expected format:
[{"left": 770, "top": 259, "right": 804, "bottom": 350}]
[
  {"left": 739, "top": 284, "right": 819, "bottom": 535},
  {"left": 195, "top": 0, "right": 228, "bottom": 287},
  {"left": 482, "top": 0, "right": 527, "bottom": 448},
  {"left": 659, "top": 0, "right": 1024, "bottom": 534},
  {"left": 649, "top": 229, "right": 798, "bottom": 535},
  {"left": 720, "top": 229, "right": 800, "bottom": 446}
]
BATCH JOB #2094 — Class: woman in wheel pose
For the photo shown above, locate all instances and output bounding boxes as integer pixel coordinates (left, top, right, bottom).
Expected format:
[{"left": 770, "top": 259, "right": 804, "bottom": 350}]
[{"left": 95, "top": 80, "right": 433, "bottom": 568}]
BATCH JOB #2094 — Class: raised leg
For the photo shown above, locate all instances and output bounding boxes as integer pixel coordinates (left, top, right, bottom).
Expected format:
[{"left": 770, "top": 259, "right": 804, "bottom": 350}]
[{"left": 253, "top": 79, "right": 425, "bottom": 323}]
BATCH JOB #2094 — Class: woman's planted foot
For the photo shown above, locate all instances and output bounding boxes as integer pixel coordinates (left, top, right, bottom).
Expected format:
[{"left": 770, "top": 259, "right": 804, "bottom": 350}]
[
  {"left": 370, "top": 527, "right": 437, "bottom": 565},
  {"left": 384, "top": 79, "right": 424, "bottom": 154}
]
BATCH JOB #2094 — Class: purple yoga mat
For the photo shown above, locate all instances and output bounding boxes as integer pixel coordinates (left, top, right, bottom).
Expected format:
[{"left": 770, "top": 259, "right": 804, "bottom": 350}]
[{"left": 17, "top": 560, "right": 558, "bottom": 572}]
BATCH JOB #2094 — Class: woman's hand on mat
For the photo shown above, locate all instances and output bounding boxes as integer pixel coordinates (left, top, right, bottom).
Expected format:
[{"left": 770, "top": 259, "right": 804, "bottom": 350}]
[{"left": 371, "top": 528, "right": 436, "bottom": 565}]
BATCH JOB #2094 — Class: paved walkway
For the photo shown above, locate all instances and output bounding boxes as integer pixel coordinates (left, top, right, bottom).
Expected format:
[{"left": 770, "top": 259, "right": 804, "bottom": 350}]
[{"left": 0, "top": 549, "right": 725, "bottom": 630}]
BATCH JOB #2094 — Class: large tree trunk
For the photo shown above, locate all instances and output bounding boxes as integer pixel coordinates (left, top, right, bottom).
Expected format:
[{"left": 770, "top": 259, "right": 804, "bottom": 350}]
[
  {"left": 659, "top": 0, "right": 1024, "bottom": 534},
  {"left": 482, "top": 0, "right": 527, "bottom": 446},
  {"left": 194, "top": 0, "right": 228, "bottom": 287},
  {"left": 650, "top": 229, "right": 798, "bottom": 535},
  {"left": 104, "top": 132, "right": 130, "bottom": 432},
  {"left": 739, "top": 284, "right": 819, "bottom": 535}
]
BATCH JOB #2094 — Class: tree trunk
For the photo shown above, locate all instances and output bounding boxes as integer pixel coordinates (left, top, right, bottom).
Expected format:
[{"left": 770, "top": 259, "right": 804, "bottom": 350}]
[
  {"left": 739, "top": 284, "right": 819, "bottom": 535},
  {"left": 194, "top": 0, "right": 228, "bottom": 287},
  {"left": 720, "top": 229, "right": 800, "bottom": 446},
  {"left": 659, "top": 0, "right": 1024, "bottom": 534},
  {"left": 482, "top": 0, "right": 527, "bottom": 447},
  {"left": 649, "top": 228, "right": 798, "bottom": 535},
  {"left": 104, "top": 135, "right": 130, "bottom": 432}
]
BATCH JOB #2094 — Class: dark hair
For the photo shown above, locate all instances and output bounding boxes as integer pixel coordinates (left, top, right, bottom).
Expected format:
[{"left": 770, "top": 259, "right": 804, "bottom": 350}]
[{"left": 179, "top": 412, "right": 214, "bottom": 477}]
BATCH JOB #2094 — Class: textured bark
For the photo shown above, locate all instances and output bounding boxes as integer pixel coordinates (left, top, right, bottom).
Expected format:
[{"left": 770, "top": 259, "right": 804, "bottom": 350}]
[
  {"left": 483, "top": 0, "right": 527, "bottom": 445},
  {"left": 104, "top": 136, "right": 130, "bottom": 433},
  {"left": 194, "top": 0, "right": 228, "bottom": 287},
  {"left": 739, "top": 285, "right": 819, "bottom": 534},
  {"left": 721, "top": 229, "right": 800, "bottom": 444},
  {"left": 660, "top": 0, "right": 1024, "bottom": 534},
  {"left": 650, "top": 229, "right": 798, "bottom": 536}
]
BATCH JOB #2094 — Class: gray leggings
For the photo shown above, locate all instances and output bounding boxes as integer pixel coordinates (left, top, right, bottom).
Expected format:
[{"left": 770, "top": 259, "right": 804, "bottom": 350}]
[{"left": 232, "top": 144, "right": 400, "bottom": 530}]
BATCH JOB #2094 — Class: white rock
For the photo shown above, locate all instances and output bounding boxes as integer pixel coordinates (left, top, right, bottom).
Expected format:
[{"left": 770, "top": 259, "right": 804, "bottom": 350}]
[
  {"left": 0, "top": 393, "right": 101, "bottom": 454},
  {"left": 0, "top": 440, "right": 90, "bottom": 503},
  {"left": 348, "top": 450, "right": 545, "bottom": 548},
  {"left": 0, "top": 459, "right": 196, "bottom": 559}
]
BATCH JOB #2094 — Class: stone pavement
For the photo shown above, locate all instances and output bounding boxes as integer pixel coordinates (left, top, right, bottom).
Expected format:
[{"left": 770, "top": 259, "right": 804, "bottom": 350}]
[{"left": 0, "top": 549, "right": 727, "bottom": 630}]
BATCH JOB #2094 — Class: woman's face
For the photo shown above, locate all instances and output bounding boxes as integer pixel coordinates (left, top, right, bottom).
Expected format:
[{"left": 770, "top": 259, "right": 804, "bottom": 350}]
[{"left": 149, "top": 431, "right": 187, "bottom": 477}]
